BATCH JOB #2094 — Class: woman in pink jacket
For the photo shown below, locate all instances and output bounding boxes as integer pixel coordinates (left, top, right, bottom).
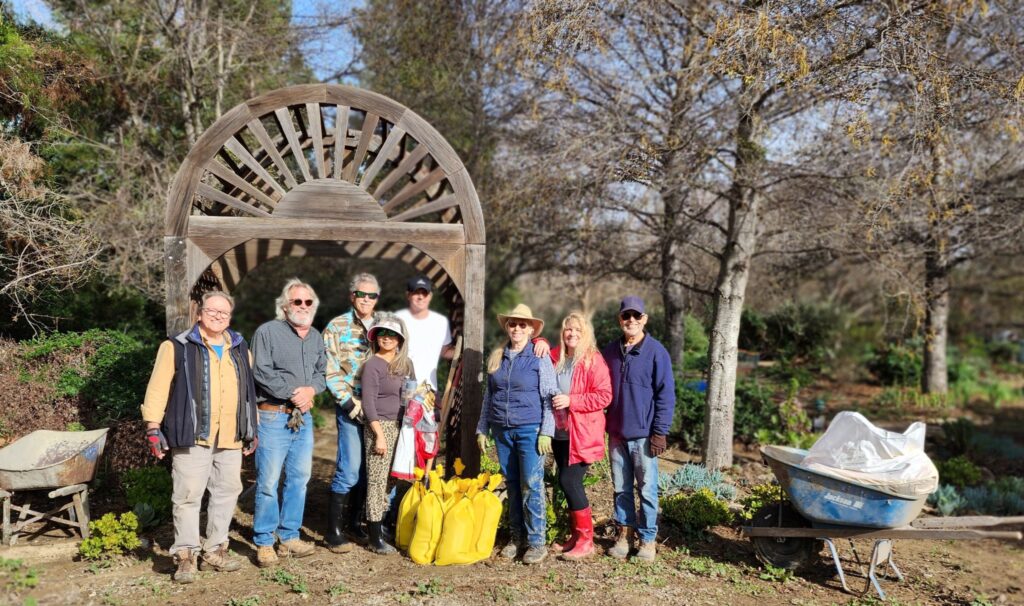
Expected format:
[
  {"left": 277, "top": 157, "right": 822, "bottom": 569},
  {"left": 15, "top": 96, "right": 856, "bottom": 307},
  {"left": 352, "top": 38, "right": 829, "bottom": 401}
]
[{"left": 549, "top": 311, "right": 613, "bottom": 560}]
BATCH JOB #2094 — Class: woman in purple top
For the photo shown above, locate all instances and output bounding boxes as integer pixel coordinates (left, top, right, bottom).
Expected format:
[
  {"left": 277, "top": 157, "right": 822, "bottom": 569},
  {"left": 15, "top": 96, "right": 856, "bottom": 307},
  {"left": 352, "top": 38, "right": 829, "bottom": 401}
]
[{"left": 361, "top": 314, "right": 413, "bottom": 554}]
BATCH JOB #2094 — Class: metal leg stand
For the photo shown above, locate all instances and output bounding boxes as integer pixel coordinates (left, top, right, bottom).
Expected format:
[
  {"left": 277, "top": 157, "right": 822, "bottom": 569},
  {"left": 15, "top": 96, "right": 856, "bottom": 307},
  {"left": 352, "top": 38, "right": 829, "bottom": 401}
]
[{"left": 867, "top": 539, "right": 903, "bottom": 600}]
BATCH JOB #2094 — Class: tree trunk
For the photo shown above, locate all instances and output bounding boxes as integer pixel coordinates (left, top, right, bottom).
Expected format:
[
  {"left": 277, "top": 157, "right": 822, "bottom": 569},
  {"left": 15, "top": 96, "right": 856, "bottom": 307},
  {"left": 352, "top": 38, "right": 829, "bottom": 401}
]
[
  {"left": 922, "top": 246, "right": 949, "bottom": 394},
  {"left": 660, "top": 204, "right": 687, "bottom": 368},
  {"left": 703, "top": 110, "right": 761, "bottom": 470}
]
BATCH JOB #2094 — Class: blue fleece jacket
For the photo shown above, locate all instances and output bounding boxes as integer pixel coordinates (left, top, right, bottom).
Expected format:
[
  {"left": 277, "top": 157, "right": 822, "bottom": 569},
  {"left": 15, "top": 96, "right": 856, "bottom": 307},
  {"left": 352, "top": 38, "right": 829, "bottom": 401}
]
[{"left": 601, "top": 333, "right": 675, "bottom": 440}]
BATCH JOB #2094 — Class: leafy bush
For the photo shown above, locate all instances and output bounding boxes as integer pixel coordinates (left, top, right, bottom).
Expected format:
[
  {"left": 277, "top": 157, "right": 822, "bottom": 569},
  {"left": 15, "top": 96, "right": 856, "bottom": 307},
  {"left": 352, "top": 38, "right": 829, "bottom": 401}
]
[
  {"left": 670, "top": 378, "right": 706, "bottom": 450},
  {"left": 929, "top": 484, "right": 966, "bottom": 517},
  {"left": 866, "top": 340, "right": 922, "bottom": 386},
  {"left": 660, "top": 488, "right": 732, "bottom": 538},
  {"left": 962, "top": 479, "right": 1024, "bottom": 516},
  {"left": 736, "top": 483, "right": 784, "bottom": 522},
  {"left": 936, "top": 455, "right": 982, "bottom": 488},
  {"left": 939, "top": 418, "right": 976, "bottom": 457},
  {"left": 78, "top": 512, "right": 141, "bottom": 560},
  {"left": 751, "top": 378, "right": 816, "bottom": 448},
  {"left": 122, "top": 466, "right": 172, "bottom": 525},
  {"left": 658, "top": 464, "right": 736, "bottom": 501},
  {"left": 22, "top": 329, "right": 156, "bottom": 422},
  {"left": 984, "top": 340, "right": 1019, "bottom": 365},
  {"left": 738, "top": 302, "right": 841, "bottom": 366}
]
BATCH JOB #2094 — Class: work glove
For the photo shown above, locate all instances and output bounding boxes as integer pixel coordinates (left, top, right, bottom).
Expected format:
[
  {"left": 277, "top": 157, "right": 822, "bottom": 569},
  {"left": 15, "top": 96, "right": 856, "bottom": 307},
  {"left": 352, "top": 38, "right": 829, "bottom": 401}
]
[
  {"left": 347, "top": 397, "right": 364, "bottom": 421},
  {"left": 243, "top": 436, "right": 259, "bottom": 456},
  {"left": 649, "top": 434, "right": 668, "bottom": 457},
  {"left": 476, "top": 433, "right": 488, "bottom": 454},
  {"left": 286, "top": 407, "right": 305, "bottom": 431},
  {"left": 537, "top": 435, "right": 552, "bottom": 456},
  {"left": 146, "top": 428, "right": 169, "bottom": 459}
]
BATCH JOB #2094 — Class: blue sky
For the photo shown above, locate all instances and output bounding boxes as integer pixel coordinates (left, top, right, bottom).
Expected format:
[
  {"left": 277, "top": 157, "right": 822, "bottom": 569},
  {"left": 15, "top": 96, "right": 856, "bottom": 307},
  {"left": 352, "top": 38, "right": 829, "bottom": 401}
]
[{"left": 7, "top": 0, "right": 358, "bottom": 82}]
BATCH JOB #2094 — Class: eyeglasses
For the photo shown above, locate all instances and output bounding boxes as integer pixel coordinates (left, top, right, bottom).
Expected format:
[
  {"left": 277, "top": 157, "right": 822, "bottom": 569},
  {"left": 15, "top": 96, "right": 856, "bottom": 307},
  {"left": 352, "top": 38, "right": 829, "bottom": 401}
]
[
  {"left": 290, "top": 299, "right": 314, "bottom": 307},
  {"left": 620, "top": 310, "right": 644, "bottom": 321},
  {"left": 506, "top": 321, "right": 529, "bottom": 330},
  {"left": 203, "top": 309, "right": 231, "bottom": 320},
  {"left": 376, "top": 329, "right": 400, "bottom": 339},
  {"left": 353, "top": 290, "right": 380, "bottom": 300}
]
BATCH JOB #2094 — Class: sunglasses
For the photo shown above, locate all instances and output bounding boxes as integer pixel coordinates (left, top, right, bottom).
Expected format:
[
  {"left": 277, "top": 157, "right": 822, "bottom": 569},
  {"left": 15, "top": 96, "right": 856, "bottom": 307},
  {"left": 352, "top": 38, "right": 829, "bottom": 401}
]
[
  {"left": 353, "top": 290, "right": 380, "bottom": 300},
  {"left": 290, "top": 299, "right": 315, "bottom": 307},
  {"left": 376, "top": 329, "right": 400, "bottom": 339},
  {"left": 506, "top": 321, "right": 529, "bottom": 330},
  {"left": 620, "top": 310, "right": 644, "bottom": 321}
]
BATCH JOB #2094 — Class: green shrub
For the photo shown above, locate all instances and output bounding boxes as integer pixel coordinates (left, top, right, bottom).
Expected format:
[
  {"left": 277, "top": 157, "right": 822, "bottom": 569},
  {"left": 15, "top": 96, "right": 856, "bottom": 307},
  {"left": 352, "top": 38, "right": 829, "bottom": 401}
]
[
  {"left": 78, "top": 512, "right": 141, "bottom": 560},
  {"left": 660, "top": 488, "right": 732, "bottom": 538},
  {"left": 658, "top": 464, "right": 736, "bottom": 501},
  {"left": 866, "top": 340, "right": 922, "bottom": 386},
  {"left": 939, "top": 418, "right": 976, "bottom": 457},
  {"left": 738, "top": 302, "right": 841, "bottom": 366},
  {"left": 984, "top": 340, "right": 1019, "bottom": 364},
  {"left": 929, "top": 484, "right": 966, "bottom": 517},
  {"left": 122, "top": 466, "right": 172, "bottom": 525},
  {"left": 936, "top": 455, "right": 982, "bottom": 487},
  {"left": 962, "top": 478, "right": 1024, "bottom": 515},
  {"left": 23, "top": 329, "right": 156, "bottom": 422},
  {"left": 670, "top": 377, "right": 706, "bottom": 450},
  {"left": 736, "top": 483, "right": 784, "bottom": 522}
]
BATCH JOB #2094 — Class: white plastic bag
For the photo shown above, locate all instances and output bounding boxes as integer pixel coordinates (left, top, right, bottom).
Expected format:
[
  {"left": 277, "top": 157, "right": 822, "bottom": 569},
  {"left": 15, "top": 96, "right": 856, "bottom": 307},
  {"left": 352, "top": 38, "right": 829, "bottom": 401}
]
[{"left": 801, "top": 411, "right": 938, "bottom": 498}]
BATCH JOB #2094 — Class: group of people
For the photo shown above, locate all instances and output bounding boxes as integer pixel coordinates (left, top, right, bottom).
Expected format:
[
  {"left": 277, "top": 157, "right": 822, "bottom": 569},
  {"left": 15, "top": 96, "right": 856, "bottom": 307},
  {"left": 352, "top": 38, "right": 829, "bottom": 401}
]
[
  {"left": 142, "top": 273, "right": 675, "bottom": 583},
  {"left": 475, "top": 296, "right": 675, "bottom": 565}
]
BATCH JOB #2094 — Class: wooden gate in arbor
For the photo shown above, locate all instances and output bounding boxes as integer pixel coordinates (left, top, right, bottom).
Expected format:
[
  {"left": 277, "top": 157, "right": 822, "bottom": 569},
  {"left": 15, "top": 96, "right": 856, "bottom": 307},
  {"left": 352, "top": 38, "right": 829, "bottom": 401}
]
[{"left": 163, "top": 84, "right": 485, "bottom": 471}]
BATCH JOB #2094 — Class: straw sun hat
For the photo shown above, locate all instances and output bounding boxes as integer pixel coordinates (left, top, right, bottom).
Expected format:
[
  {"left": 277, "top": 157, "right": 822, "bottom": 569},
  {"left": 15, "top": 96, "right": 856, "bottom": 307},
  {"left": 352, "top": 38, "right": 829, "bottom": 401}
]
[{"left": 496, "top": 304, "right": 544, "bottom": 336}]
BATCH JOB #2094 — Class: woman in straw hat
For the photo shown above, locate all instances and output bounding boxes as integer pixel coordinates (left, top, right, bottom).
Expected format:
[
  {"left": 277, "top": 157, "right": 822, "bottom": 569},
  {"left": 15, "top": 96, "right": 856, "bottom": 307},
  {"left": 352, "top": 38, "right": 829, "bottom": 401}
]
[
  {"left": 361, "top": 313, "right": 414, "bottom": 554},
  {"left": 476, "top": 304, "right": 559, "bottom": 565}
]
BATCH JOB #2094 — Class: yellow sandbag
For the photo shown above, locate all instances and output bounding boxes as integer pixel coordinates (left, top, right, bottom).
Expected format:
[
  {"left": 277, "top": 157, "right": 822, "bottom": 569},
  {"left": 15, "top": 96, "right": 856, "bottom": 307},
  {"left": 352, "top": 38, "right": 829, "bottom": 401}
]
[
  {"left": 396, "top": 481, "right": 424, "bottom": 551},
  {"left": 408, "top": 471, "right": 445, "bottom": 564},
  {"left": 434, "top": 495, "right": 479, "bottom": 566},
  {"left": 470, "top": 473, "right": 503, "bottom": 559}
]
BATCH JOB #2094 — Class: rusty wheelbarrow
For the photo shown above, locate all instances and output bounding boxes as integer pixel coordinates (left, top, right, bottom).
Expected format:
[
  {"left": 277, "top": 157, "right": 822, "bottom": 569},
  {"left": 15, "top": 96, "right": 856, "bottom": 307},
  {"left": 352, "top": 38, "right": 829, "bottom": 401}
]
[{"left": 0, "top": 428, "right": 109, "bottom": 545}]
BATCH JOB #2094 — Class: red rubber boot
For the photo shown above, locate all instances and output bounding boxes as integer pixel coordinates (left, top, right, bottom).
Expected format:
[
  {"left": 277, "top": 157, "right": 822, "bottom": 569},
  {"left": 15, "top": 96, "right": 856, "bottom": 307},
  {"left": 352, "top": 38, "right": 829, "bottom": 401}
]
[
  {"left": 552, "top": 513, "right": 577, "bottom": 553},
  {"left": 561, "top": 507, "right": 594, "bottom": 560}
]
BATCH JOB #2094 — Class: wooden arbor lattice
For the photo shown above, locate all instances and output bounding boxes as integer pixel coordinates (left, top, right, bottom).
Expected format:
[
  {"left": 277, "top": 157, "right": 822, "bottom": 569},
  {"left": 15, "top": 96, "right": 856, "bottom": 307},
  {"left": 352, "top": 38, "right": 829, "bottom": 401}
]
[{"left": 163, "top": 84, "right": 485, "bottom": 470}]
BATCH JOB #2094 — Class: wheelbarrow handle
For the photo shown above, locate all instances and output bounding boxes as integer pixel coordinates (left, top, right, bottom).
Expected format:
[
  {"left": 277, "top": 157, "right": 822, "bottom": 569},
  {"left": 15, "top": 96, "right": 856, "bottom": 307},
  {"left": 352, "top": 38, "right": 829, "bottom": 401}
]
[{"left": 912, "top": 515, "right": 1024, "bottom": 529}]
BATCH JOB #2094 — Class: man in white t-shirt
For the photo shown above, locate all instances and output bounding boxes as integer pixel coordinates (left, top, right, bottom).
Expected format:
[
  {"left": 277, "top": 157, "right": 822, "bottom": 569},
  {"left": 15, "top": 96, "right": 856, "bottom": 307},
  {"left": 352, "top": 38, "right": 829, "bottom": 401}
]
[{"left": 394, "top": 275, "right": 454, "bottom": 394}]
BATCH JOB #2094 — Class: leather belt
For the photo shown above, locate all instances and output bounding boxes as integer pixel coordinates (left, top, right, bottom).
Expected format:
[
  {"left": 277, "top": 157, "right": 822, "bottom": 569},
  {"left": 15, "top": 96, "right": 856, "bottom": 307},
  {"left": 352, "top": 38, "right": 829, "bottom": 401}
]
[{"left": 257, "top": 403, "right": 295, "bottom": 412}]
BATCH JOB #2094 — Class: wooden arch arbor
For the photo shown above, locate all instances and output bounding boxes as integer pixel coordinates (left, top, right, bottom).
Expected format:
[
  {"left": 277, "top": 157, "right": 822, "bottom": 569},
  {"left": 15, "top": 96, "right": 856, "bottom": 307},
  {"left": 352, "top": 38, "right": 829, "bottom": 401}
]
[{"left": 163, "top": 84, "right": 485, "bottom": 470}]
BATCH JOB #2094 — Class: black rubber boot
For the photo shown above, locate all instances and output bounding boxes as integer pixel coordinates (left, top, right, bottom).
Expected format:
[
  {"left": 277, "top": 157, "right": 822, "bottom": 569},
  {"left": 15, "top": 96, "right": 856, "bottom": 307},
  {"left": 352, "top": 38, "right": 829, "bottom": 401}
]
[
  {"left": 345, "top": 481, "right": 369, "bottom": 544},
  {"left": 326, "top": 492, "right": 352, "bottom": 553},
  {"left": 367, "top": 521, "right": 397, "bottom": 555},
  {"left": 382, "top": 482, "right": 410, "bottom": 542}
]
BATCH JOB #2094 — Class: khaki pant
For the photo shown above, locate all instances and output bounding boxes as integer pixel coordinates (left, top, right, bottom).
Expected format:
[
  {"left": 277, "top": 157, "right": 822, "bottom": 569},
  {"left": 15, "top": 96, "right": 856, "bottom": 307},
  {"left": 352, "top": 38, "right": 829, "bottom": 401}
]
[{"left": 170, "top": 445, "right": 242, "bottom": 555}]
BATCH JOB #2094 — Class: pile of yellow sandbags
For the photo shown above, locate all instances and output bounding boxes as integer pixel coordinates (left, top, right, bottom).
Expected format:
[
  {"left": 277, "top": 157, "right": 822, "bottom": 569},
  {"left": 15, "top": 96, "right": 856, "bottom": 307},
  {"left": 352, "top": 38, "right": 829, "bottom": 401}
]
[{"left": 398, "top": 460, "right": 503, "bottom": 566}]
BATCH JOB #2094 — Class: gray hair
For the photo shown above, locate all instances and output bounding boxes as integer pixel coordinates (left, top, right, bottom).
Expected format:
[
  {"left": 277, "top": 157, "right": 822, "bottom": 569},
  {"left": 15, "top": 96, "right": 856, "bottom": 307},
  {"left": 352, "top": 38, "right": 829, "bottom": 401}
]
[
  {"left": 349, "top": 272, "right": 379, "bottom": 293},
  {"left": 274, "top": 278, "right": 319, "bottom": 321},
  {"left": 200, "top": 290, "right": 235, "bottom": 310}
]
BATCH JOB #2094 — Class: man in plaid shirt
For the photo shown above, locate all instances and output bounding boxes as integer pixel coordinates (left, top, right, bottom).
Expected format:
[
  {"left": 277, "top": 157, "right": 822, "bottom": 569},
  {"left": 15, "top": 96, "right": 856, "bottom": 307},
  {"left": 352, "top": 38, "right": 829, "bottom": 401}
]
[{"left": 322, "top": 272, "right": 381, "bottom": 553}]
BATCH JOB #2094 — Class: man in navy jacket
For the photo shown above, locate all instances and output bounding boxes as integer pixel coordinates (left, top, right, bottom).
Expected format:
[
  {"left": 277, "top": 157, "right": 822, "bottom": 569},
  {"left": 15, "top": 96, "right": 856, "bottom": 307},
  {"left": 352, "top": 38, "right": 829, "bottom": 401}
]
[{"left": 601, "top": 296, "right": 675, "bottom": 562}]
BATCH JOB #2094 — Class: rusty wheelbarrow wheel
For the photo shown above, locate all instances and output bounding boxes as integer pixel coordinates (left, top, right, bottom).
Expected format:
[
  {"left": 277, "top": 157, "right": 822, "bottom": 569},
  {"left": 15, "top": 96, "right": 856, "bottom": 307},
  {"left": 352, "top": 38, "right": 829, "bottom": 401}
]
[{"left": 750, "top": 502, "right": 823, "bottom": 571}]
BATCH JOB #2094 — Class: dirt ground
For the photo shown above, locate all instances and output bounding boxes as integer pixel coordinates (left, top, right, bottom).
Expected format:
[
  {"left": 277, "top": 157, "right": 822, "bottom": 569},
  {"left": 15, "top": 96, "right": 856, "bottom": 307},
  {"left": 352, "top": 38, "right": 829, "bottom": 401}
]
[{"left": 2, "top": 416, "right": 1022, "bottom": 606}]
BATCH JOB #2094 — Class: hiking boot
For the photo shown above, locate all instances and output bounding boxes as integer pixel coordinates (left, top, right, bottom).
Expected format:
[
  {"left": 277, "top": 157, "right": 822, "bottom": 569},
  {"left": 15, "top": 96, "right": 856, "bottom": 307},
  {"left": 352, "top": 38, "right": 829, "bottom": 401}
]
[
  {"left": 172, "top": 549, "right": 197, "bottom": 584},
  {"left": 634, "top": 540, "right": 657, "bottom": 562},
  {"left": 277, "top": 539, "right": 316, "bottom": 559},
  {"left": 256, "top": 545, "right": 278, "bottom": 568},
  {"left": 607, "top": 525, "right": 633, "bottom": 559},
  {"left": 199, "top": 543, "right": 242, "bottom": 572},
  {"left": 326, "top": 492, "right": 353, "bottom": 554},
  {"left": 561, "top": 508, "right": 595, "bottom": 561},
  {"left": 366, "top": 521, "right": 397, "bottom": 555},
  {"left": 522, "top": 545, "right": 547, "bottom": 565},
  {"left": 499, "top": 541, "right": 521, "bottom": 559}
]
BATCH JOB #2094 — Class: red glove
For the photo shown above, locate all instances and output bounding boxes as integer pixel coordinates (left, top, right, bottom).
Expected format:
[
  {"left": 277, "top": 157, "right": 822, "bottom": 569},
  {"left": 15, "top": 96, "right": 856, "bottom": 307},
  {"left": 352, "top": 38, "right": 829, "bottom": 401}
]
[
  {"left": 146, "top": 428, "right": 169, "bottom": 459},
  {"left": 649, "top": 434, "right": 668, "bottom": 457}
]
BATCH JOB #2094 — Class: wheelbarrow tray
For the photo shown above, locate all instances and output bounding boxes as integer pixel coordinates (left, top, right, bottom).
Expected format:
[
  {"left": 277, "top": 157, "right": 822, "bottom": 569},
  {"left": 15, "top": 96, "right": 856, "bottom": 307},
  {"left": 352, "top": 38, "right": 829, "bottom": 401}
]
[
  {"left": 761, "top": 445, "right": 927, "bottom": 529},
  {"left": 0, "top": 429, "right": 108, "bottom": 491}
]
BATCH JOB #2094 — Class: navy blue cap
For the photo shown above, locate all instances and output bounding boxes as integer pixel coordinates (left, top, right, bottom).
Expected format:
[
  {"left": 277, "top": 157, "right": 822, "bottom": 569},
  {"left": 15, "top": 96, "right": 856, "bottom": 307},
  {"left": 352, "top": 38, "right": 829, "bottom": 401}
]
[
  {"left": 619, "top": 296, "right": 645, "bottom": 315},
  {"left": 407, "top": 275, "right": 433, "bottom": 293}
]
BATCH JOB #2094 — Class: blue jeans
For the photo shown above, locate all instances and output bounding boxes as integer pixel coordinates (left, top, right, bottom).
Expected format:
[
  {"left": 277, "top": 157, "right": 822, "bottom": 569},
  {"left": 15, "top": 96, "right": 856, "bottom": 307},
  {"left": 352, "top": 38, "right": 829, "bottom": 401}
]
[
  {"left": 609, "top": 434, "right": 660, "bottom": 543},
  {"left": 492, "top": 424, "right": 546, "bottom": 547},
  {"left": 331, "top": 405, "right": 366, "bottom": 495},
  {"left": 253, "top": 410, "right": 314, "bottom": 546}
]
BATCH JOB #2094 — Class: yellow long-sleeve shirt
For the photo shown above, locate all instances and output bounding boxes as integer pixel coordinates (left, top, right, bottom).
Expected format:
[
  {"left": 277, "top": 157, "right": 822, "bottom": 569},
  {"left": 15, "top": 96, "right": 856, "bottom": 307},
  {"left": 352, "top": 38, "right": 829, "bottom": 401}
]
[{"left": 140, "top": 338, "right": 252, "bottom": 449}]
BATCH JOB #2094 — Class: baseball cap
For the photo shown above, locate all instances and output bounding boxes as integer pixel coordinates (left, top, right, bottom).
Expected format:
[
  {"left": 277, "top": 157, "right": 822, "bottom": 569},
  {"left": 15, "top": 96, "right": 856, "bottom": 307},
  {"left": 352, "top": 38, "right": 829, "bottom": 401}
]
[
  {"left": 407, "top": 275, "right": 433, "bottom": 293},
  {"left": 619, "top": 296, "right": 645, "bottom": 315}
]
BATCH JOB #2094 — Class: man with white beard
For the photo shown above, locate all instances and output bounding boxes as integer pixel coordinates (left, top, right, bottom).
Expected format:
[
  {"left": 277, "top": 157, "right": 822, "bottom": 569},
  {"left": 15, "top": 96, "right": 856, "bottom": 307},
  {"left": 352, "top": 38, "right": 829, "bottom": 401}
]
[{"left": 250, "top": 278, "right": 327, "bottom": 567}]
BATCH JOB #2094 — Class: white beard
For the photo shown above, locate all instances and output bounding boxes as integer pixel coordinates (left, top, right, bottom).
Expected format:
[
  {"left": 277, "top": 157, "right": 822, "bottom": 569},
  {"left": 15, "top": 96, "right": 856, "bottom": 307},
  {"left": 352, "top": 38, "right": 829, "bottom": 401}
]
[{"left": 287, "top": 308, "right": 315, "bottom": 327}]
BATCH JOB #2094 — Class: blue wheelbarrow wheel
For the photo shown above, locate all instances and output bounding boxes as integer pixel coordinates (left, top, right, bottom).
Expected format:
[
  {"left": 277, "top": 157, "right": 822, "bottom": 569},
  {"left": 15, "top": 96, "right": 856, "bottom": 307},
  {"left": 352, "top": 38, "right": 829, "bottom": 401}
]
[{"left": 750, "top": 501, "right": 823, "bottom": 571}]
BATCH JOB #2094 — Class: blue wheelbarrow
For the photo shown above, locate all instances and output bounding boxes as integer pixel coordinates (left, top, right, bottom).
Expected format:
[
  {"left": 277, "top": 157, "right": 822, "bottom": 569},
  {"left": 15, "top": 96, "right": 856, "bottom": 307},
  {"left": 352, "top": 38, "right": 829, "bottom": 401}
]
[{"left": 743, "top": 445, "right": 1023, "bottom": 599}]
